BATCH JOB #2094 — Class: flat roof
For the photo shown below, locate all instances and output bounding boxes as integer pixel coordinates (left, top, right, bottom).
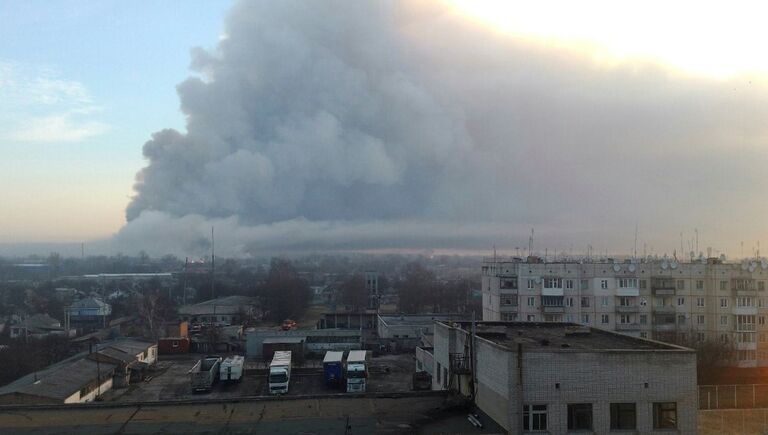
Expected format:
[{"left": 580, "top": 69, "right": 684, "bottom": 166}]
[
  {"left": 441, "top": 321, "right": 691, "bottom": 352},
  {"left": 379, "top": 314, "right": 468, "bottom": 326}
]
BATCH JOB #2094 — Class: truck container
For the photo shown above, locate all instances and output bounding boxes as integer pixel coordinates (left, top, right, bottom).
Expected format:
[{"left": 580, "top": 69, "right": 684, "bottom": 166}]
[
  {"left": 220, "top": 355, "right": 245, "bottom": 382},
  {"left": 345, "top": 350, "right": 369, "bottom": 393},
  {"left": 189, "top": 355, "right": 222, "bottom": 392},
  {"left": 322, "top": 351, "right": 344, "bottom": 386},
  {"left": 269, "top": 350, "right": 292, "bottom": 394}
]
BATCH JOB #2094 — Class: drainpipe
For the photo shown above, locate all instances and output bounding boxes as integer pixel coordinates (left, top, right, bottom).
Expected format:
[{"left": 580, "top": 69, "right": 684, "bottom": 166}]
[{"left": 518, "top": 342, "right": 524, "bottom": 434}]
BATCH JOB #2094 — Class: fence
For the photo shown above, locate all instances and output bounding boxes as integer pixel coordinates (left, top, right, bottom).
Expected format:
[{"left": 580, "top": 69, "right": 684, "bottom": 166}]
[{"left": 699, "top": 384, "right": 768, "bottom": 409}]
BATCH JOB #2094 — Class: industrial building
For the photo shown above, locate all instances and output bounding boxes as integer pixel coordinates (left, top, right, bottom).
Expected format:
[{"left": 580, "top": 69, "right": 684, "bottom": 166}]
[
  {"left": 178, "top": 295, "right": 261, "bottom": 326},
  {"left": 246, "top": 328, "right": 362, "bottom": 359},
  {"left": 426, "top": 320, "right": 697, "bottom": 433},
  {"left": 482, "top": 255, "right": 768, "bottom": 366},
  {"left": 377, "top": 314, "right": 468, "bottom": 351}
]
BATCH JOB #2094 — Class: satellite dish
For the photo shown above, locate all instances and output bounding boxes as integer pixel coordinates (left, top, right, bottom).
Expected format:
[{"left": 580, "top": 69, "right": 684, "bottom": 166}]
[
  {"left": 742, "top": 262, "right": 749, "bottom": 271},
  {"left": 749, "top": 264, "right": 757, "bottom": 273},
  {"left": 628, "top": 264, "right": 637, "bottom": 272},
  {"left": 670, "top": 260, "right": 678, "bottom": 269},
  {"left": 613, "top": 264, "right": 621, "bottom": 272},
  {"left": 661, "top": 260, "right": 669, "bottom": 270},
  {"left": 761, "top": 259, "right": 767, "bottom": 270}
]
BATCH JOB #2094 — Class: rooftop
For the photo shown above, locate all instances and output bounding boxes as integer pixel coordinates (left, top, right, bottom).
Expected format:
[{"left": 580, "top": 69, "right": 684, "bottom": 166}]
[
  {"left": 0, "top": 357, "right": 117, "bottom": 401},
  {"left": 442, "top": 321, "right": 691, "bottom": 352},
  {"left": 179, "top": 295, "right": 259, "bottom": 316},
  {"left": 379, "top": 314, "right": 469, "bottom": 326}
]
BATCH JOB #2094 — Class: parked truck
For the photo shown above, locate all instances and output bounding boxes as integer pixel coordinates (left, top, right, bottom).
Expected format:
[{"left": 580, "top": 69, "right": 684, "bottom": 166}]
[
  {"left": 189, "top": 355, "right": 222, "bottom": 392},
  {"left": 220, "top": 355, "right": 244, "bottom": 382},
  {"left": 269, "top": 350, "right": 292, "bottom": 394},
  {"left": 345, "top": 350, "right": 369, "bottom": 393},
  {"left": 322, "top": 351, "right": 344, "bottom": 386}
]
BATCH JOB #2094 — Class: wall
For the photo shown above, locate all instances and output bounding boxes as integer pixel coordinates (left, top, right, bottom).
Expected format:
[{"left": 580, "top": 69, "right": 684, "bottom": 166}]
[{"left": 66, "top": 377, "right": 114, "bottom": 404}]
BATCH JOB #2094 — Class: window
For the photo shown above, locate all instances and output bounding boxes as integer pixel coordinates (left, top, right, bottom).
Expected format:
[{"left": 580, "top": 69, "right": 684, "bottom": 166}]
[
  {"left": 677, "top": 314, "right": 686, "bottom": 326},
  {"left": 653, "top": 402, "right": 677, "bottom": 429},
  {"left": 501, "top": 296, "right": 518, "bottom": 306},
  {"left": 618, "top": 278, "right": 638, "bottom": 288},
  {"left": 527, "top": 279, "right": 535, "bottom": 289},
  {"left": 639, "top": 279, "right": 647, "bottom": 289},
  {"left": 581, "top": 297, "right": 590, "bottom": 308},
  {"left": 443, "top": 367, "right": 448, "bottom": 386},
  {"left": 567, "top": 403, "right": 592, "bottom": 431},
  {"left": 640, "top": 332, "right": 647, "bottom": 338},
  {"left": 721, "top": 315, "right": 729, "bottom": 326},
  {"left": 172, "top": 340, "right": 179, "bottom": 348},
  {"left": 436, "top": 362, "right": 441, "bottom": 384},
  {"left": 610, "top": 403, "right": 636, "bottom": 430},
  {"left": 501, "top": 313, "right": 517, "bottom": 321},
  {"left": 720, "top": 298, "right": 728, "bottom": 308},
  {"left": 619, "top": 297, "right": 632, "bottom": 307},
  {"left": 720, "top": 280, "right": 728, "bottom": 291},
  {"left": 581, "top": 314, "right": 590, "bottom": 324},
  {"left": 580, "top": 279, "right": 589, "bottom": 290},
  {"left": 760, "top": 316, "right": 766, "bottom": 326},
  {"left": 565, "top": 314, "right": 574, "bottom": 322},
  {"left": 523, "top": 405, "right": 547, "bottom": 431},
  {"left": 640, "top": 314, "right": 648, "bottom": 325},
  {"left": 566, "top": 279, "right": 574, "bottom": 289},
  {"left": 697, "top": 315, "right": 705, "bottom": 325},
  {"left": 696, "top": 280, "right": 704, "bottom": 290},
  {"left": 565, "top": 297, "right": 574, "bottom": 307},
  {"left": 500, "top": 278, "right": 518, "bottom": 289},
  {"left": 620, "top": 314, "right": 631, "bottom": 324},
  {"left": 601, "top": 279, "right": 608, "bottom": 289},
  {"left": 527, "top": 297, "right": 535, "bottom": 307},
  {"left": 721, "top": 333, "right": 730, "bottom": 343},
  {"left": 640, "top": 297, "right": 647, "bottom": 306},
  {"left": 601, "top": 314, "right": 610, "bottom": 324},
  {"left": 602, "top": 297, "right": 609, "bottom": 307},
  {"left": 677, "top": 280, "right": 685, "bottom": 290},
  {"left": 527, "top": 314, "right": 536, "bottom": 322},
  {"left": 697, "top": 332, "right": 705, "bottom": 342},
  {"left": 761, "top": 333, "right": 767, "bottom": 343},
  {"left": 697, "top": 297, "right": 705, "bottom": 307},
  {"left": 677, "top": 297, "right": 685, "bottom": 306},
  {"left": 543, "top": 278, "right": 562, "bottom": 289},
  {"left": 760, "top": 281, "right": 766, "bottom": 291}
]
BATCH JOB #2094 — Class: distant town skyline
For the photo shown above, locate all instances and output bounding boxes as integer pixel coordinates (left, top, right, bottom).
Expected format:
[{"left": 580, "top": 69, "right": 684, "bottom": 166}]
[{"left": 1, "top": 0, "right": 767, "bottom": 258}]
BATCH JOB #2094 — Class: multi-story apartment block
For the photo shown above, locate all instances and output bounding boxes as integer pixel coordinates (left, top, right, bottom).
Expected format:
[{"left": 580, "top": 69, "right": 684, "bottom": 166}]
[{"left": 482, "top": 256, "right": 768, "bottom": 367}]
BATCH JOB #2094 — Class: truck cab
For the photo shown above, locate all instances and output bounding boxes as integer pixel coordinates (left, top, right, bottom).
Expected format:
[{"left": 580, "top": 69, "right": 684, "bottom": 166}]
[
  {"left": 345, "top": 350, "right": 369, "bottom": 393},
  {"left": 269, "top": 351, "right": 292, "bottom": 394}
]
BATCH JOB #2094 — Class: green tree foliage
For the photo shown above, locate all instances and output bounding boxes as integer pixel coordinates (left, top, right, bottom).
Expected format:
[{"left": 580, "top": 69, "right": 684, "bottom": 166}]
[{"left": 262, "top": 258, "right": 311, "bottom": 322}]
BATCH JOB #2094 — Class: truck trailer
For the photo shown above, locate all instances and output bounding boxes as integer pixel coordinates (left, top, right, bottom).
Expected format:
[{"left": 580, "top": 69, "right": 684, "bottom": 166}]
[
  {"left": 322, "top": 351, "right": 344, "bottom": 386},
  {"left": 269, "top": 350, "right": 292, "bottom": 394},
  {"left": 189, "top": 355, "right": 222, "bottom": 392},
  {"left": 220, "top": 355, "right": 245, "bottom": 382},
  {"left": 345, "top": 350, "right": 369, "bottom": 393}
]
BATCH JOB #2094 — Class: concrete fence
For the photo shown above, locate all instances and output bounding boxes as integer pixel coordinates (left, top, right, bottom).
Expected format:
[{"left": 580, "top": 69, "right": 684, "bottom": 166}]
[{"left": 699, "top": 384, "right": 768, "bottom": 409}]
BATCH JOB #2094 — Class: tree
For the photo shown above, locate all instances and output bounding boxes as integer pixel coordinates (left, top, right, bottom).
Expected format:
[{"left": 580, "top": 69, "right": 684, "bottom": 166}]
[
  {"left": 396, "top": 262, "right": 437, "bottom": 313},
  {"left": 262, "top": 258, "right": 311, "bottom": 322},
  {"left": 340, "top": 274, "right": 368, "bottom": 310},
  {"left": 136, "top": 290, "right": 175, "bottom": 339}
]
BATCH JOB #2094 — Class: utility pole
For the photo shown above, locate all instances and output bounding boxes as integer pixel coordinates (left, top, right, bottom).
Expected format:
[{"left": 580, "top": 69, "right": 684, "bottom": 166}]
[{"left": 183, "top": 257, "right": 188, "bottom": 305}]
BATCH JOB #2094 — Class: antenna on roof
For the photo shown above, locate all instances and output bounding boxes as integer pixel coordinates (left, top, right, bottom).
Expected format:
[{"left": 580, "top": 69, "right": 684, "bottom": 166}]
[
  {"left": 529, "top": 228, "right": 534, "bottom": 256},
  {"left": 211, "top": 226, "right": 215, "bottom": 300},
  {"left": 695, "top": 228, "right": 699, "bottom": 257},
  {"left": 633, "top": 223, "right": 638, "bottom": 260}
]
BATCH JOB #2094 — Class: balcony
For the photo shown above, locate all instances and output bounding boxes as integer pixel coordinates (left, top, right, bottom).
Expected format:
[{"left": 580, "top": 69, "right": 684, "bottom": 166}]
[
  {"left": 653, "top": 288, "right": 676, "bottom": 296},
  {"left": 653, "top": 323, "right": 676, "bottom": 332},
  {"left": 736, "top": 289, "right": 757, "bottom": 297},
  {"left": 499, "top": 288, "right": 519, "bottom": 295},
  {"left": 653, "top": 305, "right": 676, "bottom": 314},
  {"left": 542, "top": 305, "right": 565, "bottom": 314},
  {"left": 616, "top": 305, "right": 639, "bottom": 313},
  {"left": 733, "top": 306, "right": 758, "bottom": 316},
  {"left": 736, "top": 342, "right": 757, "bottom": 351},
  {"left": 616, "top": 288, "right": 640, "bottom": 297},
  {"left": 615, "top": 323, "right": 640, "bottom": 331},
  {"left": 541, "top": 288, "right": 564, "bottom": 297},
  {"left": 499, "top": 304, "right": 518, "bottom": 312}
]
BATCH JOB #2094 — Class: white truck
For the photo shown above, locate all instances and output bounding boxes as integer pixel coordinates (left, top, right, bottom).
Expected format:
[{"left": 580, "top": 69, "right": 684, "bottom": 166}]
[
  {"left": 345, "top": 350, "right": 369, "bottom": 393},
  {"left": 268, "top": 351, "right": 292, "bottom": 394},
  {"left": 220, "top": 355, "right": 244, "bottom": 382}
]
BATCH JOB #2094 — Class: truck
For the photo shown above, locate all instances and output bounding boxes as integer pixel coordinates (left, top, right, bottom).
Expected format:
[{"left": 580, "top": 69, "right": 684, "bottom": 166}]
[
  {"left": 220, "top": 355, "right": 244, "bottom": 382},
  {"left": 189, "top": 355, "right": 222, "bottom": 392},
  {"left": 345, "top": 350, "right": 369, "bottom": 393},
  {"left": 322, "top": 351, "right": 344, "bottom": 386},
  {"left": 268, "top": 350, "right": 292, "bottom": 394}
]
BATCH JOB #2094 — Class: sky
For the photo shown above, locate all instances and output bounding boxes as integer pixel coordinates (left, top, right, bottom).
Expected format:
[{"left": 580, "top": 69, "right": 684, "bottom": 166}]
[{"left": 2, "top": 1, "right": 768, "bottom": 259}]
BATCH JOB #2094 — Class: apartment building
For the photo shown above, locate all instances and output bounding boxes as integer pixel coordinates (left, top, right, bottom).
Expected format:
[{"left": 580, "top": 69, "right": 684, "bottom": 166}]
[
  {"left": 482, "top": 256, "right": 768, "bottom": 367},
  {"left": 430, "top": 321, "right": 697, "bottom": 433}
]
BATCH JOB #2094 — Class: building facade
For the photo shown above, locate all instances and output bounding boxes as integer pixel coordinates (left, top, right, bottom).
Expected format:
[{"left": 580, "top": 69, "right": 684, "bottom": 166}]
[
  {"left": 482, "top": 256, "right": 768, "bottom": 367},
  {"left": 431, "top": 321, "right": 697, "bottom": 434}
]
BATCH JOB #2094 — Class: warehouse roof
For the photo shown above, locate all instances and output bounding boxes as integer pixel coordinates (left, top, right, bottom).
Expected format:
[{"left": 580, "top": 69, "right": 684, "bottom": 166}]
[
  {"left": 441, "top": 321, "right": 691, "bottom": 352},
  {"left": 0, "top": 357, "right": 117, "bottom": 402}
]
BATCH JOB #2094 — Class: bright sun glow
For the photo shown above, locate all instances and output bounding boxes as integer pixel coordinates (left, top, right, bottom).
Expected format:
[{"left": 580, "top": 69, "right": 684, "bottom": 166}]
[{"left": 448, "top": 0, "right": 768, "bottom": 78}]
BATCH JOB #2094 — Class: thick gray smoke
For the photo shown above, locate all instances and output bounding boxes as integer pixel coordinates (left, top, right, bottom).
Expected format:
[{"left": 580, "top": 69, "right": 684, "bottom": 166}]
[{"left": 116, "top": 0, "right": 768, "bottom": 257}]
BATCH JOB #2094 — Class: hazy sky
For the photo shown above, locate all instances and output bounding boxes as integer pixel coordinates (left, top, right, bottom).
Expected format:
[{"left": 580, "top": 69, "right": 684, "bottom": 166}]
[{"left": 2, "top": 1, "right": 768, "bottom": 258}]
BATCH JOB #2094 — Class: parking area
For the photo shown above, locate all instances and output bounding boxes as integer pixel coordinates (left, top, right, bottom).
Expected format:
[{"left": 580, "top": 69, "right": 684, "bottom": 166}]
[{"left": 101, "top": 353, "right": 417, "bottom": 403}]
